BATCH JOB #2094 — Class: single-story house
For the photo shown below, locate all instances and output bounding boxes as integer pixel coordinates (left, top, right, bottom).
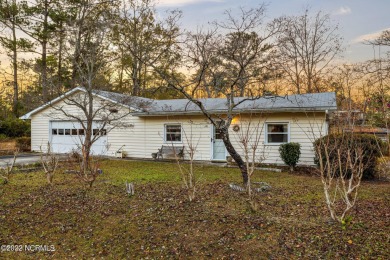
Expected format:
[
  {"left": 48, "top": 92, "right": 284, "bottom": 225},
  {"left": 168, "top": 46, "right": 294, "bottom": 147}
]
[{"left": 21, "top": 87, "right": 337, "bottom": 166}]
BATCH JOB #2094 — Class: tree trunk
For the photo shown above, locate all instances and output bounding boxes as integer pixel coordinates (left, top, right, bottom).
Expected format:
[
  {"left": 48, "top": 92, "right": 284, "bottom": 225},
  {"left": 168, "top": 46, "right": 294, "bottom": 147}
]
[
  {"left": 222, "top": 131, "right": 248, "bottom": 185},
  {"left": 57, "top": 21, "right": 64, "bottom": 89},
  {"left": 132, "top": 62, "right": 140, "bottom": 95},
  {"left": 41, "top": 0, "right": 49, "bottom": 101},
  {"left": 47, "top": 173, "right": 53, "bottom": 184},
  {"left": 12, "top": 18, "right": 18, "bottom": 117}
]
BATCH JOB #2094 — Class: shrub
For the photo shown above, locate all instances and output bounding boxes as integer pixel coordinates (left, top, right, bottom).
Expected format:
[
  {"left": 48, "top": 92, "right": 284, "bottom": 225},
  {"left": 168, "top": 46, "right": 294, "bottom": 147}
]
[
  {"left": 314, "top": 134, "right": 383, "bottom": 179},
  {"left": 0, "top": 134, "right": 9, "bottom": 141},
  {"left": 15, "top": 137, "right": 31, "bottom": 152},
  {"left": 279, "top": 142, "right": 301, "bottom": 172},
  {"left": 0, "top": 118, "right": 30, "bottom": 137}
]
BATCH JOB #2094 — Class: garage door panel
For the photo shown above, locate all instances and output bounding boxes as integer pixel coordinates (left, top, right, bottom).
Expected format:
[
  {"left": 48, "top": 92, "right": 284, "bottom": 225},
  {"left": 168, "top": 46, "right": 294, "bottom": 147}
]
[{"left": 50, "top": 121, "right": 108, "bottom": 155}]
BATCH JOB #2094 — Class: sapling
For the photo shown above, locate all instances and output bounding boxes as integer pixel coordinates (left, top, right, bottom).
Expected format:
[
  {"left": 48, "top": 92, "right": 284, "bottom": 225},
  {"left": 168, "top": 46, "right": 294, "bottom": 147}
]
[
  {"left": 40, "top": 144, "right": 60, "bottom": 184},
  {"left": 0, "top": 150, "right": 18, "bottom": 184}
]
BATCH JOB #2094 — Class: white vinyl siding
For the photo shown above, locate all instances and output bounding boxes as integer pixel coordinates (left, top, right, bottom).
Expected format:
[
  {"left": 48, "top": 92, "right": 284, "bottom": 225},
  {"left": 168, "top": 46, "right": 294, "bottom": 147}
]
[
  {"left": 229, "top": 113, "right": 327, "bottom": 165},
  {"left": 107, "top": 116, "right": 211, "bottom": 161},
  {"left": 29, "top": 90, "right": 328, "bottom": 166}
]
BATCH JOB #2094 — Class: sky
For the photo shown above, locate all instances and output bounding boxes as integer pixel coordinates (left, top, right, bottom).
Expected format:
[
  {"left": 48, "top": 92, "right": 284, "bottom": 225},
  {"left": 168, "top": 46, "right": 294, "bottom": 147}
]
[{"left": 156, "top": 0, "right": 390, "bottom": 63}]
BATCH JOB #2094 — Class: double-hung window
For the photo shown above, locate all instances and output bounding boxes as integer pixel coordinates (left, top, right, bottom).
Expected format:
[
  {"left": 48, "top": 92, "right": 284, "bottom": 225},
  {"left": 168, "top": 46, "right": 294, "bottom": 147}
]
[
  {"left": 165, "top": 124, "right": 182, "bottom": 142},
  {"left": 266, "top": 123, "right": 289, "bottom": 144}
]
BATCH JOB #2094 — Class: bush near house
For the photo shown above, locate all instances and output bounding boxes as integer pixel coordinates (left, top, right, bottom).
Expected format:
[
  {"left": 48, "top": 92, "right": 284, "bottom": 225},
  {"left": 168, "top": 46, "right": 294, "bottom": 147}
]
[
  {"left": 0, "top": 118, "right": 30, "bottom": 138},
  {"left": 279, "top": 142, "right": 301, "bottom": 172},
  {"left": 314, "top": 134, "right": 384, "bottom": 179}
]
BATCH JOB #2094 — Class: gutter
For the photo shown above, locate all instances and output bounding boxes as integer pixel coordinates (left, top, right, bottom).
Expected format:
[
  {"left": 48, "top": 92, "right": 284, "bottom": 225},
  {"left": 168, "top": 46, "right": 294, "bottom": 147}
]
[{"left": 131, "top": 107, "right": 338, "bottom": 117}]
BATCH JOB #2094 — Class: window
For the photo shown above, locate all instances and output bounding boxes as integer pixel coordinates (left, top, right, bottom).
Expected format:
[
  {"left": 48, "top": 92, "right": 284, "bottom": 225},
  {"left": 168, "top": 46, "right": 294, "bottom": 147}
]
[
  {"left": 266, "top": 123, "right": 289, "bottom": 144},
  {"left": 93, "top": 129, "right": 99, "bottom": 136},
  {"left": 165, "top": 124, "right": 182, "bottom": 142},
  {"left": 65, "top": 129, "right": 71, "bottom": 135},
  {"left": 58, "top": 129, "right": 64, "bottom": 135},
  {"left": 71, "top": 129, "right": 78, "bottom": 135},
  {"left": 52, "top": 129, "right": 58, "bottom": 135},
  {"left": 78, "top": 129, "right": 85, "bottom": 135}
]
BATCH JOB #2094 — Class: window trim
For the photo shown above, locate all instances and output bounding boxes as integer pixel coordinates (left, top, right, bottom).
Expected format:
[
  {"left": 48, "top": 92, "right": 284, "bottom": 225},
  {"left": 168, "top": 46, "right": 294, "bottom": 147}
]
[
  {"left": 164, "top": 123, "right": 183, "bottom": 143},
  {"left": 265, "top": 122, "right": 290, "bottom": 145}
]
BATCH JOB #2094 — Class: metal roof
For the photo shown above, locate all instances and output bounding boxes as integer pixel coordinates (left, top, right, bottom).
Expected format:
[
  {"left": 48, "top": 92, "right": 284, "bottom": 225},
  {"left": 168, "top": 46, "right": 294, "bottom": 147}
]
[
  {"left": 133, "top": 92, "right": 337, "bottom": 116},
  {"left": 20, "top": 88, "right": 337, "bottom": 119}
]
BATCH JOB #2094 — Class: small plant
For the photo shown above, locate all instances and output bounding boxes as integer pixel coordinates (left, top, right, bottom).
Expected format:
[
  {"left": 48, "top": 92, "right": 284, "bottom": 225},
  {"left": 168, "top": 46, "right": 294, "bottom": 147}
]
[
  {"left": 341, "top": 215, "right": 353, "bottom": 230},
  {"left": 175, "top": 123, "right": 201, "bottom": 202},
  {"left": 67, "top": 151, "right": 102, "bottom": 188},
  {"left": 40, "top": 144, "right": 59, "bottom": 185},
  {"left": 279, "top": 142, "right": 301, "bottom": 172},
  {"left": 0, "top": 150, "right": 18, "bottom": 184}
]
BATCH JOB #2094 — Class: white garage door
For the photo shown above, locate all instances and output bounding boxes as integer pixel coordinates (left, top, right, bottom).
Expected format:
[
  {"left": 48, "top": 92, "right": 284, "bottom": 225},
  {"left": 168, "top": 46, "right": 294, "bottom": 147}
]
[{"left": 50, "top": 121, "right": 108, "bottom": 155}]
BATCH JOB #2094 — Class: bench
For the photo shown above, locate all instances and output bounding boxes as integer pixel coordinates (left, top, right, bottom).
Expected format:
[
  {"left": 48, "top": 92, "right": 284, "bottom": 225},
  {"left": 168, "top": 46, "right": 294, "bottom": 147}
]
[{"left": 154, "top": 145, "right": 184, "bottom": 160}]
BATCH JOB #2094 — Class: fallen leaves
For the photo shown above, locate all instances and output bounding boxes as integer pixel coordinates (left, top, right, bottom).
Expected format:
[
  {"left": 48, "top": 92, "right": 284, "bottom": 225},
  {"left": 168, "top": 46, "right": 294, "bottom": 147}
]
[{"left": 0, "top": 161, "right": 389, "bottom": 259}]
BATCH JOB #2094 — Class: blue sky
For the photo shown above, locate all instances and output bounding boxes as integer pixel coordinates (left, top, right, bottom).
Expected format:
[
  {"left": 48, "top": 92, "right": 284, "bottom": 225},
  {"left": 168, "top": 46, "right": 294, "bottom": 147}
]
[{"left": 157, "top": 0, "right": 390, "bottom": 63}]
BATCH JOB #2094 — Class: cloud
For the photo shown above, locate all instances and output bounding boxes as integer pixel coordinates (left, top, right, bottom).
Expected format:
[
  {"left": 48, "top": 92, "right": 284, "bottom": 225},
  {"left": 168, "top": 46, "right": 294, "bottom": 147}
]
[
  {"left": 333, "top": 6, "right": 351, "bottom": 16},
  {"left": 157, "top": 0, "right": 223, "bottom": 7},
  {"left": 353, "top": 28, "right": 390, "bottom": 43}
]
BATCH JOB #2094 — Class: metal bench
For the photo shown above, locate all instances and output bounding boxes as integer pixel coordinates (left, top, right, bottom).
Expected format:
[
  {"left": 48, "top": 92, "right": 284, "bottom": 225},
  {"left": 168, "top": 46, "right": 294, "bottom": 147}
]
[{"left": 154, "top": 145, "right": 184, "bottom": 160}]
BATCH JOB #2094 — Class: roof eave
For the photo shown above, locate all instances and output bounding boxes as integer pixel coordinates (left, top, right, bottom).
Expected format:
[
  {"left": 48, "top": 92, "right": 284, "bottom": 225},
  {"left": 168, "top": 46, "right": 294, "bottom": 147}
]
[{"left": 20, "top": 87, "right": 84, "bottom": 120}]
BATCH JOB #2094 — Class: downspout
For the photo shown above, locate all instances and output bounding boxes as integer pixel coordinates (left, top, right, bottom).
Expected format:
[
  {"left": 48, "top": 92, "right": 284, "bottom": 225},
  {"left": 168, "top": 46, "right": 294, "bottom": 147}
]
[{"left": 325, "top": 109, "right": 330, "bottom": 135}]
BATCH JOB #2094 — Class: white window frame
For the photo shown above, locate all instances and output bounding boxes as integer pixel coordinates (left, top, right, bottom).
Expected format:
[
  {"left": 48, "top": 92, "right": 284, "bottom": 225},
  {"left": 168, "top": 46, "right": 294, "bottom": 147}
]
[
  {"left": 265, "top": 122, "right": 290, "bottom": 145},
  {"left": 164, "top": 124, "right": 182, "bottom": 143}
]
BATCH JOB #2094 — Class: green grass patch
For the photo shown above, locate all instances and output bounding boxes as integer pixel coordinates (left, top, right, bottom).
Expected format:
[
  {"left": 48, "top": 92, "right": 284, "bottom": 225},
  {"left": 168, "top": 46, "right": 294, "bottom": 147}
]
[{"left": 0, "top": 159, "right": 389, "bottom": 259}]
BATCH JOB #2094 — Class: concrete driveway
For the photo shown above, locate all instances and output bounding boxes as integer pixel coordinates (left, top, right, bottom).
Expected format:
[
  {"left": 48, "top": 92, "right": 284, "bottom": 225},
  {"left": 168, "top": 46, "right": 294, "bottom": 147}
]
[{"left": 0, "top": 153, "right": 44, "bottom": 168}]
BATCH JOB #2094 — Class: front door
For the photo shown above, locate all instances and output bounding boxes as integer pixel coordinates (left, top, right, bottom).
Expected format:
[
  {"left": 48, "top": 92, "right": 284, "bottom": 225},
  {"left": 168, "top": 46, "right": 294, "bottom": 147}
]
[{"left": 212, "top": 123, "right": 226, "bottom": 160}]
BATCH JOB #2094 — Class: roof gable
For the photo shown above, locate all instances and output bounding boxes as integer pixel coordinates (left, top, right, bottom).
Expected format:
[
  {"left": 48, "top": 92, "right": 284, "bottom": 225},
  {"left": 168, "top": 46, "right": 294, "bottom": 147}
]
[{"left": 20, "top": 87, "right": 151, "bottom": 119}]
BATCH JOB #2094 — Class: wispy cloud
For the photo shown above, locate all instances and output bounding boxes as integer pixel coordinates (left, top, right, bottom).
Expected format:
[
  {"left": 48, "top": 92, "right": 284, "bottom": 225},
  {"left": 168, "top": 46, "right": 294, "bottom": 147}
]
[
  {"left": 333, "top": 6, "right": 351, "bottom": 16},
  {"left": 157, "top": 0, "right": 223, "bottom": 7},
  {"left": 352, "top": 28, "right": 390, "bottom": 43}
]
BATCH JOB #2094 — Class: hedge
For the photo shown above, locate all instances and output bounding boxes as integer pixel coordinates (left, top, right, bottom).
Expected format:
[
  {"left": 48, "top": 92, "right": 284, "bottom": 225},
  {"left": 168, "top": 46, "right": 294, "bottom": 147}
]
[
  {"left": 314, "top": 134, "right": 384, "bottom": 179},
  {"left": 0, "top": 118, "right": 30, "bottom": 138}
]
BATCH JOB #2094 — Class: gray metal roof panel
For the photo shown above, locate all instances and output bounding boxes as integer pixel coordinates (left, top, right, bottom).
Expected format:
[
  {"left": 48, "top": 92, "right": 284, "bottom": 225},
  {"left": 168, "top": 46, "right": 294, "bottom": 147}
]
[{"left": 133, "top": 92, "right": 337, "bottom": 115}]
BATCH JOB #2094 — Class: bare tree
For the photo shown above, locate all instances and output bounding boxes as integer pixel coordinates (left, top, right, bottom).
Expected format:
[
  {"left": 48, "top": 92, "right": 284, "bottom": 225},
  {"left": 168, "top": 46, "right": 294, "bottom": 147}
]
[
  {"left": 234, "top": 114, "right": 267, "bottom": 199},
  {"left": 40, "top": 143, "right": 59, "bottom": 184},
  {"left": 315, "top": 133, "right": 367, "bottom": 223},
  {"left": 175, "top": 122, "right": 201, "bottom": 202},
  {"left": 276, "top": 8, "right": 343, "bottom": 94},
  {"left": 143, "top": 6, "right": 280, "bottom": 186},
  {"left": 0, "top": 149, "right": 18, "bottom": 184},
  {"left": 112, "top": 0, "right": 181, "bottom": 95},
  {"left": 46, "top": 0, "right": 147, "bottom": 187},
  {"left": 326, "top": 64, "right": 364, "bottom": 133},
  {"left": 364, "top": 29, "right": 390, "bottom": 154}
]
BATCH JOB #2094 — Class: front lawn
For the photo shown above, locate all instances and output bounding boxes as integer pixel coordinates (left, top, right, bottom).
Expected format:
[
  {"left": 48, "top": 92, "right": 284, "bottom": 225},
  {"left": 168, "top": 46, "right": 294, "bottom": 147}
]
[{"left": 0, "top": 160, "right": 389, "bottom": 258}]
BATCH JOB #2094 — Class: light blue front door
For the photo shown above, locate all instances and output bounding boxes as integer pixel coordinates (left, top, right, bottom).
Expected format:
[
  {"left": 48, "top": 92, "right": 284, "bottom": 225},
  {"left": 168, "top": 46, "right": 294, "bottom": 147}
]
[{"left": 212, "top": 123, "right": 226, "bottom": 160}]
